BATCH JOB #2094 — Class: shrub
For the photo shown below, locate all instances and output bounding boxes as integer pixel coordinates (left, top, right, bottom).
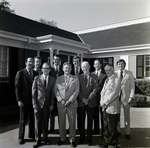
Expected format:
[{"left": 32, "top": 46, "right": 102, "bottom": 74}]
[
  {"left": 135, "top": 79, "right": 150, "bottom": 96},
  {"left": 130, "top": 94, "right": 150, "bottom": 107}
]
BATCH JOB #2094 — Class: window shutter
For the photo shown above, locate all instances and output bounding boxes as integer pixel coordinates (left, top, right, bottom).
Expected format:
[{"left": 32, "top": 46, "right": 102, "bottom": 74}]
[{"left": 136, "top": 55, "right": 144, "bottom": 78}]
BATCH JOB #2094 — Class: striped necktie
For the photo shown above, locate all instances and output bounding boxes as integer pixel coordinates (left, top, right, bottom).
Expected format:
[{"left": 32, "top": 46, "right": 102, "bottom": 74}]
[{"left": 29, "top": 70, "right": 33, "bottom": 82}]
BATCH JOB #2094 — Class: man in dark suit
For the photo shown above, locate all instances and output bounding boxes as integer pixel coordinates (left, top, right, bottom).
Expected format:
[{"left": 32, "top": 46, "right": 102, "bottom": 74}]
[
  {"left": 49, "top": 54, "right": 63, "bottom": 133},
  {"left": 32, "top": 62, "right": 55, "bottom": 148},
  {"left": 71, "top": 55, "right": 82, "bottom": 75},
  {"left": 33, "top": 56, "right": 42, "bottom": 75},
  {"left": 78, "top": 61, "right": 98, "bottom": 146},
  {"left": 15, "top": 57, "right": 38, "bottom": 145},
  {"left": 91, "top": 59, "right": 107, "bottom": 136}
]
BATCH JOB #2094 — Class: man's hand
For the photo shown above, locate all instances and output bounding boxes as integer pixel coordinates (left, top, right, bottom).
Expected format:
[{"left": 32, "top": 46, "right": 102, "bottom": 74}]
[
  {"left": 18, "top": 101, "right": 24, "bottom": 107},
  {"left": 49, "top": 105, "right": 54, "bottom": 111},
  {"left": 101, "top": 104, "right": 107, "bottom": 112},
  {"left": 82, "top": 98, "right": 88, "bottom": 105},
  {"left": 64, "top": 101, "right": 72, "bottom": 107},
  {"left": 128, "top": 97, "right": 133, "bottom": 105},
  {"left": 60, "top": 100, "right": 66, "bottom": 106}
]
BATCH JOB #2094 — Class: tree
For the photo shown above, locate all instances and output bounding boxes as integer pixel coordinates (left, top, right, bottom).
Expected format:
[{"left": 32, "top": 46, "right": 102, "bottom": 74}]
[
  {"left": 38, "top": 18, "right": 58, "bottom": 28},
  {"left": 0, "top": 0, "right": 15, "bottom": 13}
]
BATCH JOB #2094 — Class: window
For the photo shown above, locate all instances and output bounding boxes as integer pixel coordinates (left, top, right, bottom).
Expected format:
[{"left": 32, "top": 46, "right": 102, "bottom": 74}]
[
  {"left": 0, "top": 46, "right": 9, "bottom": 77},
  {"left": 136, "top": 55, "right": 150, "bottom": 78},
  {"left": 145, "top": 55, "right": 150, "bottom": 77},
  {"left": 99, "top": 57, "right": 114, "bottom": 68}
]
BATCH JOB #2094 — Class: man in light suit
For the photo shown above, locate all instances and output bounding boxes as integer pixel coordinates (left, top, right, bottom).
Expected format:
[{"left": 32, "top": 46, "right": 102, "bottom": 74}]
[
  {"left": 116, "top": 59, "right": 135, "bottom": 139},
  {"left": 100, "top": 64, "right": 121, "bottom": 148},
  {"left": 91, "top": 59, "right": 107, "bottom": 136},
  {"left": 15, "top": 57, "right": 38, "bottom": 145},
  {"left": 32, "top": 62, "right": 55, "bottom": 148},
  {"left": 54, "top": 62, "right": 79, "bottom": 147},
  {"left": 78, "top": 61, "right": 98, "bottom": 146},
  {"left": 49, "top": 54, "right": 63, "bottom": 133}
]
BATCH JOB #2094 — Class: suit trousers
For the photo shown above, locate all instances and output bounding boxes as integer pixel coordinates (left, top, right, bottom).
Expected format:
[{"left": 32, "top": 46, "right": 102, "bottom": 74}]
[
  {"left": 93, "top": 105, "right": 100, "bottom": 133},
  {"left": 18, "top": 104, "right": 34, "bottom": 140},
  {"left": 57, "top": 107, "right": 77, "bottom": 142},
  {"left": 34, "top": 107, "right": 50, "bottom": 141},
  {"left": 78, "top": 105, "right": 95, "bottom": 141},
  {"left": 103, "top": 110, "right": 120, "bottom": 146},
  {"left": 117, "top": 103, "right": 130, "bottom": 135}
]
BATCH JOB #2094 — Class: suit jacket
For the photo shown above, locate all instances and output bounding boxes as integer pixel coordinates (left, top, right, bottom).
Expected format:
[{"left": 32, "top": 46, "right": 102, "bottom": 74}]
[
  {"left": 100, "top": 73, "right": 121, "bottom": 114},
  {"left": 32, "top": 75, "right": 55, "bottom": 110},
  {"left": 91, "top": 70, "right": 107, "bottom": 102},
  {"left": 50, "top": 66, "right": 63, "bottom": 78},
  {"left": 78, "top": 73, "right": 98, "bottom": 108},
  {"left": 15, "top": 68, "right": 38, "bottom": 105},
  {"left": 71, "top": 67, "right": 82, "bottom": 75},
  {"left": 115, "top": 69, "right": 135, "bottom": 105},
  {"left": 54, "top": 75, "right": 79, "bottom": 108}
]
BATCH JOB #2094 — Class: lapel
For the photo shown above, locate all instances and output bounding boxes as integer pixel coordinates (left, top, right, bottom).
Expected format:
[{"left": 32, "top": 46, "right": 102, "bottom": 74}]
[
  {"left": 64, "top": 75, "right": 73, "bottom": 90},
  {"left": 24, "top": 68, "right": 31, "bottom": 83}
]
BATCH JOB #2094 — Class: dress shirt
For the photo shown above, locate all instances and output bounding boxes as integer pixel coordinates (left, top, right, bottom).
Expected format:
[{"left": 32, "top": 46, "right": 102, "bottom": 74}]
[
  {"left": 95, "top": 69, "right": 102, "bottom": 77},
  {"left": 43, "top": 74, "right": 49, "bottom": 88}
]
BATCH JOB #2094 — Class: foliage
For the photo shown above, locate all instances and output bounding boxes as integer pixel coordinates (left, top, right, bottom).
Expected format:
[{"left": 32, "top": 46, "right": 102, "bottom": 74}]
[
  {"left": 0, "top": 0, "right": 15, "bottom": 13},
  {"left": 130, "top": 94, "right": 150, "bottom": 107},
  {"left": 38, "top": 18, "right": 57, "bottom": 28},
  {"left": 135, "top": 79, "right": 150, "bottom": 96}
]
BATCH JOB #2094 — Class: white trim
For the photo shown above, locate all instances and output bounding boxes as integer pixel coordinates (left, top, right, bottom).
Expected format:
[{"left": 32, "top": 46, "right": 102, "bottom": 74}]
[{"left": 74, "top": 17, "right": 150, "bottom": 34}]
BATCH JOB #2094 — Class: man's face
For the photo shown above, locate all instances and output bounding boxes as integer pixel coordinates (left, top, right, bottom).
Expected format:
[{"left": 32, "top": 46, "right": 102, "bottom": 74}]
[
  {"left": 42, "top": 64, "right": 51, "bottom": 76},
  {"left": 73, "top": 58, "right": 80, "bottom": 68},
  {"left": 26, "top": 58, "right": 34, "bottom": 70},
  {"left": 105, "top": 66, "right": 114, "bottom": 77},
  {"left": 53, "top": 56, "right": 60, "bottom": 66},
  {"left": 81, "top": 63, "right": 90, "bottom": 74},
  {"left": 94, "top": 60, "right": 101, "bottom": 70},
  {"left": 34, "top": 58, "right": 41, "bottom": 68},
  {"left": 117, "top": 61, "right": 125, "bottom": 71},
  {"left": 63, "top": 64, "right": 72, "bottom": 75}
]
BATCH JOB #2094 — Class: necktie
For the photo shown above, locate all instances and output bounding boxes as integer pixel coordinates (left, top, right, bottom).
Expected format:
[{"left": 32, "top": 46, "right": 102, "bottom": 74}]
[
  {"left": 29, "top": 70, "right": 33, "bottom": 82},
  {"left": 84, "top": 75, "right": 88, "bottom": 87},
  {"left": 75, "top": 68, "right": 78, "bottom": 75},
  {"left": 120, "top": 70, "right": 123, "bottom": 81},
  {"left": 44, "top": 76, "right": 47, "bottom": 88}
]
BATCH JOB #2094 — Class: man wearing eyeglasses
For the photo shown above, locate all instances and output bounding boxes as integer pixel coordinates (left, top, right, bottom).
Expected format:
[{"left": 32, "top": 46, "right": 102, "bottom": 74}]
[{"left": 32, "top": 62, "right": 55, "bottom": 148}]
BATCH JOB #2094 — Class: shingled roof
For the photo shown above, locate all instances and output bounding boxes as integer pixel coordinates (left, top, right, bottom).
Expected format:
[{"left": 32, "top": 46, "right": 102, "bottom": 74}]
[
  {"left": 79, "top": 22, "right": 150, "bottom": 49},
  {"left": 0, "top": 10, "right": 82, "bottom": 42}
]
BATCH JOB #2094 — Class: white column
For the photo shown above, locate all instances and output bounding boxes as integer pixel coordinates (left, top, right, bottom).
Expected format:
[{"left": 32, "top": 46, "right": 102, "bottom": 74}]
[
  {"left": 49, "top": 48, "right": 53, "bottom": 67},
  {"left": 68, "top": 55, "right": 70, "bottom": 62},
  {"left": 37, "top": 51, "right": 40, "bottom": 57},
  {"left": 80, "top": 53, "right": 83, "bottom": 63},
  {"left": 55, "top": 49, "right": 60, "bottom": 55}
]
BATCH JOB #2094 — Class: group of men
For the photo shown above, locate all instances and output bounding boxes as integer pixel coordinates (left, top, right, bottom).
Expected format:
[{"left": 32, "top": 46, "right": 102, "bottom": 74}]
[{"left": 15, "top": 55, "right": 135, "bottom": 148}]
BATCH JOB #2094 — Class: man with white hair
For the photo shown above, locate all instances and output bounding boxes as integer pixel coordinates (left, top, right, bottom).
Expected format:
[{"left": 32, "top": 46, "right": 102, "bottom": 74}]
[
  {"left": 78, "top": 61, "right": 98, "bottom": 146},
  {"left": 100, "top": 64, "right": 121, "bottom": 148}
]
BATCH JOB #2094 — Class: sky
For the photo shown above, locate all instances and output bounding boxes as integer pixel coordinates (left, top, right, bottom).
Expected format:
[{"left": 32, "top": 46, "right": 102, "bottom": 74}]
[{"left": 9, "top": 0, "right": 150, "bottom": 32}]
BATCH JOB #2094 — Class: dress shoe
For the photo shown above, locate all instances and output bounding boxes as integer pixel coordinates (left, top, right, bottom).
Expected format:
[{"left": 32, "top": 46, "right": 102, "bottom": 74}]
[
  {"left": 44, "top": 139, "right": 51, "bottom": 145},
  {"left": 100, "top": 143, "right": 108, "bottom": 148},
  {"left": 78, "top": 139, "right": 85, "bottom": 144},
  {"left": 48, "top": 129, "right": 54, "bottom": 133},
  {"left": 33, "top": 140, "right": 41, "bottom": 148},
  {"left": 87, "top": 140, "right": 92, "bottom": 146},
  {"left": 57, "top": 140, "right": 66, "bottom": 146},
  {"left": 117, "top": 132, "right": 121, "bottom": 137},
  {"left": 70, "top": 141, "right": 77, "bottom": 147},
  {"left": 125, "top": 134, "right": 131, "bottom": 140},
  {"left": 18, "top": 139, "right": 24, "bottom": 145}
]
